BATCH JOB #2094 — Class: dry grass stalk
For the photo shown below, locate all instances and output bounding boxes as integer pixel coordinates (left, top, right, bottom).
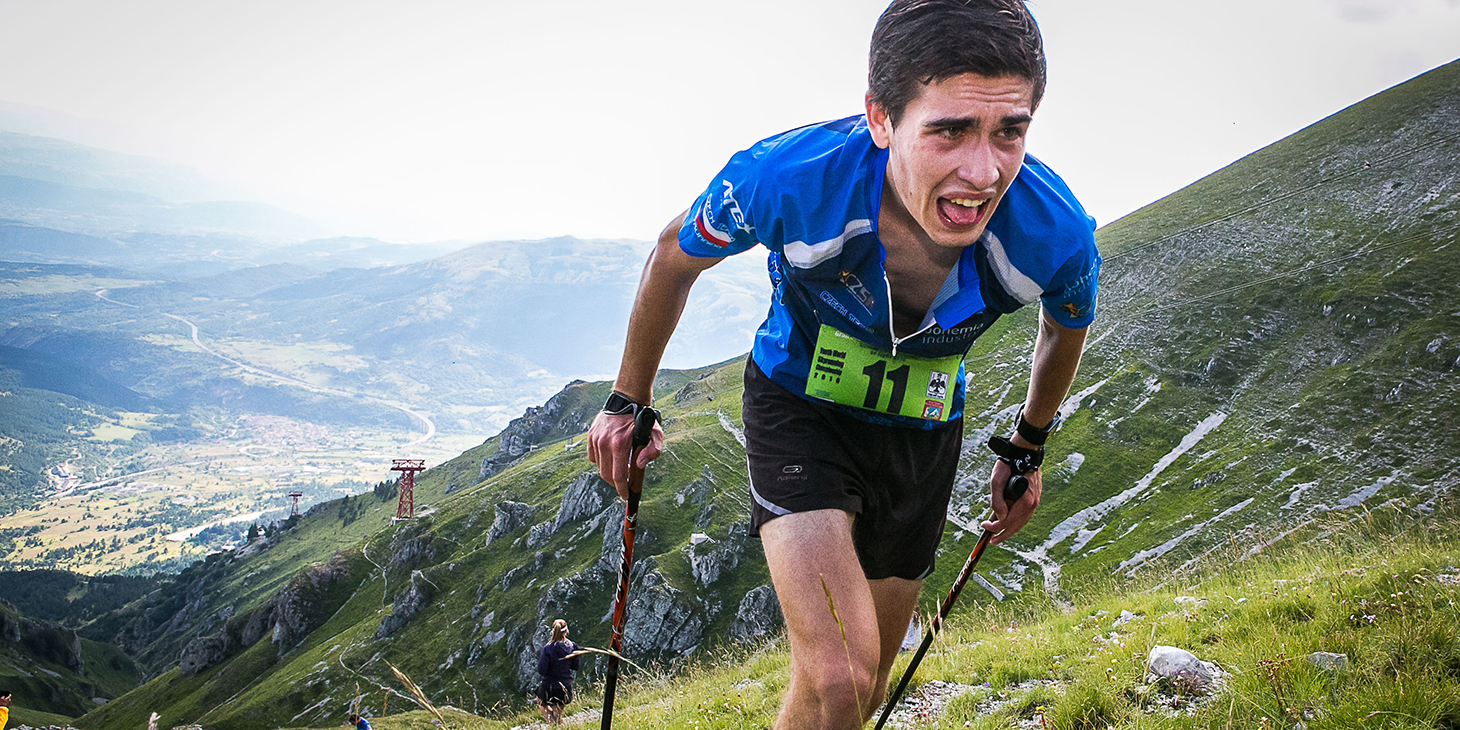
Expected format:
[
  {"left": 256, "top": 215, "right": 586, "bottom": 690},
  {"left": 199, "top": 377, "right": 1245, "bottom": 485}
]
[
  {"left": 565, "top": 645, "right": 647, "bottom": 673},
  {"left": 386, "top": 660, "right": 448, "bottom": 727},
  {"left": 820, "top": 574, "right": 865, "bottom": 723}
]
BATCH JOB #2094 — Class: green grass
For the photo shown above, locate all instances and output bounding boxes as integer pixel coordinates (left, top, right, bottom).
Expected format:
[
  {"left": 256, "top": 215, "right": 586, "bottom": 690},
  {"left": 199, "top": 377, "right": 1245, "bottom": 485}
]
[
  {"left": 287, "top": 499, "right": 1460, "bottom": 730},
  {"left": 6, "top": 703, "right": 80, "bottom": 728}
]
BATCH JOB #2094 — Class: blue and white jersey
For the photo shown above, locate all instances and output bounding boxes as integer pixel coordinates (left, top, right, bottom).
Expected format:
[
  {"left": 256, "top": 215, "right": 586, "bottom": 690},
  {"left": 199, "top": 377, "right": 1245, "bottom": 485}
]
[{"left": 679, "top": 115, "right": 1100, "bottom": 428}]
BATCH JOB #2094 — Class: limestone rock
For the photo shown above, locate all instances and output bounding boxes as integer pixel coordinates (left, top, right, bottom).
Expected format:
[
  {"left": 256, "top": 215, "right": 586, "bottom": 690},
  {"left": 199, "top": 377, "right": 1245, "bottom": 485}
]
[
  {"left": 527, "top": 521, "right": 556, "bottom": 548},
  {"left": 238, "top": 605, "right": 275, "bottom": 648},
  {"left": 485, "top": 501, "right": 534, "bottom": 546},
  {"left": 385, "top": 529, "right": 436, "bottom": 574},
  {"left": 730, "top": 585, "right": 784, "bottom": 641},
  {"left": 478, "top": 380, "right": 600, "bottom": 479},
  {"left": 684, "top": 529, "right": 743, "bottom": 587},
  {"left": 376, "top": 571, "right": 435, "bottom": 639},
  {"left": 270, "top": 552, "right": 355, "bottom": 657},
  {"left": 622, "top": 568, "right": 705, "bottom": 659},
  {"left": 1307, "top": 651, "right": 1349, "bottom": 672},
  {"left": 674, "top": 466, "right": 715, "bottom": 506},
  {"left": 178, "top": 632, "right": 233, "bottom": 677},
  {"left": 1146, "top": 645, "right": 1219, "bottom": 694},
  {"left": 597, "top": 505, "right": 651, "bottom": 574},
  {"left": 554, "top": 472, "right": 615, "bottom": 531},
  {"left": 1174, "top": 596, "right": 1209, "bottom": 607},
  {"left": 673, "top": 376, "right": 712, "bottom": 405}
]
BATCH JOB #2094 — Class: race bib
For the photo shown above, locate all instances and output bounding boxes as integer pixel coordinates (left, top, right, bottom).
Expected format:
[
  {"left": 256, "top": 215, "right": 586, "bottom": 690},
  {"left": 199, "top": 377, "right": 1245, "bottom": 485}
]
[{"left": 805, "top": 325, "right": 963, "bottom": 421}]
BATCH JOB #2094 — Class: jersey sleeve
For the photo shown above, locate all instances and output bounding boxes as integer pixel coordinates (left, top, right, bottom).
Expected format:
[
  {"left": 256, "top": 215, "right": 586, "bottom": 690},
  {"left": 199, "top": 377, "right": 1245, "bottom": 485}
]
[
  {"left": 678, "top": 145, "right": 771, "bottom": 257},
  {"left": 1040, "top": 223, "right": 1101, "bottom": 329}
]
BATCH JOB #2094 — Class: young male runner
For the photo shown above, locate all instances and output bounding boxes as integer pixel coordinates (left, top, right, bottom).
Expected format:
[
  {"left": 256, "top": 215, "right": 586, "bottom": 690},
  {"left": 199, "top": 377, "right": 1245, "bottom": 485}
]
[{"left": 587, "top": 1, "right": 1099, "bottom": 727}]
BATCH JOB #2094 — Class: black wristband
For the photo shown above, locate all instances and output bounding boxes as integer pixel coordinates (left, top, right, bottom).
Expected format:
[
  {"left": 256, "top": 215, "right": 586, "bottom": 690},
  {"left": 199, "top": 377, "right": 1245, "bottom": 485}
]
[
  {"left": 1015, "top": 409, "right": 1059, "bottom": 447},
  {"left": 602, "top": 391, "right": 648, "bottom": 416},
  {"left": 987, "top": 435, "right": 1044, "bottom": 475},
  {"left": 603, "top": 392, "right": 661, "bottom": 428}
]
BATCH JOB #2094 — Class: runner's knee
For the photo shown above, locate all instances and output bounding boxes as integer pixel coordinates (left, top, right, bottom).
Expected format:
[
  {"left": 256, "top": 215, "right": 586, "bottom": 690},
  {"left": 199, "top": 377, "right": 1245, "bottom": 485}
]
[{"left": 798, "top": 653, "right": 879, "bottom": 718}]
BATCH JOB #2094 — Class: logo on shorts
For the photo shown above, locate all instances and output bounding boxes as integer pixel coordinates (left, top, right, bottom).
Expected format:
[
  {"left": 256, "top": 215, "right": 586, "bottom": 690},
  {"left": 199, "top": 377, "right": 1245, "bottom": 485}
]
[
  {"left": 922, "top": 401, "right": 944, "bottom": 420},
  {"left": 812, "top": 347, "right": 846, "bottom": 384},
  {"left": 778, "top": 464, "right": 807, "bottom": 481},
  {"left": 926, "top": 370, "right": 950, "bottom": 400}
]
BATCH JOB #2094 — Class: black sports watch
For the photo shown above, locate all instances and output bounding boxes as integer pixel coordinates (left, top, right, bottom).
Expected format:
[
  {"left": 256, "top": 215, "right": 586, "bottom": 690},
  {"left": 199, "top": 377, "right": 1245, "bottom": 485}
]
[{"left": 602, "top": 391, "right": 649, "bottom": 416}]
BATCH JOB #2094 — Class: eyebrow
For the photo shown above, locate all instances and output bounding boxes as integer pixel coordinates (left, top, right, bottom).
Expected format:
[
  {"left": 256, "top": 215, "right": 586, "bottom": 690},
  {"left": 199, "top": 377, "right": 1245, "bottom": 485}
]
[{"left": 924, "top": 113, "right": 1034, "bottom": 130}]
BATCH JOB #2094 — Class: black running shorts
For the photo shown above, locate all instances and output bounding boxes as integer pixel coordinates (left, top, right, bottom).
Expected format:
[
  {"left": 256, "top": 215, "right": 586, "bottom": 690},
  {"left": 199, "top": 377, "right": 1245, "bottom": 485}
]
[
  {"left": 742, "top": 357, "right": 963, "bottom": 581},
  {"left": 536, "top": 680, "right": 572, "bottom": 707}
]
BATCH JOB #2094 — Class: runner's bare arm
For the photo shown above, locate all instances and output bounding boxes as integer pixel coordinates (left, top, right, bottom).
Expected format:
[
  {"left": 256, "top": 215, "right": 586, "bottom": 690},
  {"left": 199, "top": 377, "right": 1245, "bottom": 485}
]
[
  {"left": 587, "top": 210, "right": 725, "bottom": 496},
  {"left": 983, "top": 309, "right": 1088, "bottom": 544}
]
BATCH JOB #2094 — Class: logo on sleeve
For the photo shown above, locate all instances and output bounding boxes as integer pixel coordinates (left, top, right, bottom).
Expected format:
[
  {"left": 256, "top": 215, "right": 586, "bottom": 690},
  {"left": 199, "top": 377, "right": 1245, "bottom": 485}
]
[
  {"left": 1059, "top": 301, "right": 1089, "bottom": 319},
  {"left": 694, "top": 180, "right": 753, "bottom": 248}
]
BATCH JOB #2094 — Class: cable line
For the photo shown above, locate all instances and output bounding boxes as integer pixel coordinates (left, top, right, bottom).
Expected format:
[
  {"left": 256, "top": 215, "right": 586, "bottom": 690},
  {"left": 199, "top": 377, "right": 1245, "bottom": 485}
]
[{"left": 1105, "top": 131, "right": 1460, "bottom": 261}]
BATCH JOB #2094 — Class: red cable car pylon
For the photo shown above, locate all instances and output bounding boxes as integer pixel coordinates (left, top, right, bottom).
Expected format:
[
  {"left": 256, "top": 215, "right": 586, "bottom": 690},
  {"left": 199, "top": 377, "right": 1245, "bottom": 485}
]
[{"left": 391, "top": 459, "right": 425, "bottom": 520}]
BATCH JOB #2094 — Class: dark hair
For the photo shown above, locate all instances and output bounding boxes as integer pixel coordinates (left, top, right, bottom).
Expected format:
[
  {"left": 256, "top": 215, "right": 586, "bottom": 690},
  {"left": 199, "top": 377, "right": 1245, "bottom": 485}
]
[{"left": 868, "top": 0, "right": 1046, "bottom": 126}]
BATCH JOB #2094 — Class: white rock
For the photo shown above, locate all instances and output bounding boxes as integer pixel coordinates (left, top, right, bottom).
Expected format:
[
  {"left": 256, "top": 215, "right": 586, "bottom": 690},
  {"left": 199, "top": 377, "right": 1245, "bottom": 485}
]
[
  {"left": 1112, "top": 609, "right": 1137, "bottom": 627},
  {"left": 689, "top": 532, "right": 714, "bottom": 545},
  {"left": 1174, "top": 596, "right": 1209, "bottom": 607},
  {"left": 1147, "top": 645, "right": 1219, "bottom": 694},
  {"left": 1307, "top": 651, "right": 1349, "bottom": 672}
]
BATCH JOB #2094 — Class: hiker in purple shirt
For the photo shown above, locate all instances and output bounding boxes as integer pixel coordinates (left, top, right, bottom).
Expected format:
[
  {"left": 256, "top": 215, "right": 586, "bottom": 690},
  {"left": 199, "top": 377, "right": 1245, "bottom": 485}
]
[{"left": 535, "top": 619, "right": 580, "bottom": 725}]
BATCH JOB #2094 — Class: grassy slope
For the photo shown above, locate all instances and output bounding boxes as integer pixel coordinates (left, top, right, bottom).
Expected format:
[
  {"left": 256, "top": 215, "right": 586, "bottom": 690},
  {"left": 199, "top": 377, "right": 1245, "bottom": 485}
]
[{"left": 291, "top": 501, "right": 1460, "bottom": 730}]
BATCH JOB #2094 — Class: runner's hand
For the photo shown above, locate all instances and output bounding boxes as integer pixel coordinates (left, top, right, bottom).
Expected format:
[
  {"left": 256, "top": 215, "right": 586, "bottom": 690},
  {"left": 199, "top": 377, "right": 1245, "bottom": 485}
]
[
  {"left": 586, "top": 411, "right": 664, "bottom": 499},
  {"left": 981, "top": 459, "right": 1041, "bottom": 545}
]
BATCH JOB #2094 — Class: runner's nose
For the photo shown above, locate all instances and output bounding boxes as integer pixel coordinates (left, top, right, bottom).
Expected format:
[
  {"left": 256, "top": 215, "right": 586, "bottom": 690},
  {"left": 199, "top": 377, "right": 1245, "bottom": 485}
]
[{"left": 956, "top": 138, "right": 1001, "bottom": 192}]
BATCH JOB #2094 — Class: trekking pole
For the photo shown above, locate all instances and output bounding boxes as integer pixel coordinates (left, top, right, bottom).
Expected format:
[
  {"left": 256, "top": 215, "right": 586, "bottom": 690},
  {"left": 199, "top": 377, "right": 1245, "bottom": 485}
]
[
  {"left": 601, "top": 404, "right": 659, "bottom": 730},
  {"left": 873, "top": 474, "right": 1030, "bottom": 730}
]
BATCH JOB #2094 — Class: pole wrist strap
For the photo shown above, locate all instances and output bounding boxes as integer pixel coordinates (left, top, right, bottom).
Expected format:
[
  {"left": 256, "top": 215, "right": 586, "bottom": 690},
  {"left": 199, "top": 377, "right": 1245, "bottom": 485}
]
[{"left": 986, "top": 435, "right": 1044, "bottom": 475}]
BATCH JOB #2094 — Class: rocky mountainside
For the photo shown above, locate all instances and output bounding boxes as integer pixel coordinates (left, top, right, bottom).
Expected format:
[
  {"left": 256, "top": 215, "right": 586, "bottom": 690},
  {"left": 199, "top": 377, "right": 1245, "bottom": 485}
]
[
  {"left": 56, "top": 60, "right": 1460, "bottom": 730},
  {"left": 0, "top": 601, "right": 144, "bottom": 718}
]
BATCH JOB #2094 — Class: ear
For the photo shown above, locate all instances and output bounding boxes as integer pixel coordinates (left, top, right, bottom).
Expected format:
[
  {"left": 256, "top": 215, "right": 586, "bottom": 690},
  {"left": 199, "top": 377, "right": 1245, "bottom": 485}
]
[{"left": 865, "top": 92, "right": 893, "bottom": 149}]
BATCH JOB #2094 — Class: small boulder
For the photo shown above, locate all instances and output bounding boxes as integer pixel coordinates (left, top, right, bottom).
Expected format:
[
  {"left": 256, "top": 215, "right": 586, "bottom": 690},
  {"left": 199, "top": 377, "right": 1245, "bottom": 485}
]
[
  {"left": 1174, "top": 596, "right": 1209, "bottom": 608},
  {"left": 1147, "top": 645, "right": 1219, "bottom": 695},
  {"left": 178, "top": 632, "right": 233, "bottom": 677},
  {"left": 485, "top": 501, "right": 534, "bottom": 546},
  {"left": 1307, "top": 651, "right": 1349, "bottom": 672},
  {"left": 1112, "top": 609, "right": 1137, "bottom": 627},
  {"left": 730, "top": 585, "right": 784, "bottom": 641},
  {"left": 554, "top": 472, "right": 615, "bottom": 530}
]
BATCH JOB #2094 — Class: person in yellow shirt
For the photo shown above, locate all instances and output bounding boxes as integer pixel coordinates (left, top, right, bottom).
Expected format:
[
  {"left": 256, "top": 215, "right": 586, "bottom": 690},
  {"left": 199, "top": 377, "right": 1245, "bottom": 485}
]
[{"left": 0, "top": 689, "right": 11, "bottom": 729}]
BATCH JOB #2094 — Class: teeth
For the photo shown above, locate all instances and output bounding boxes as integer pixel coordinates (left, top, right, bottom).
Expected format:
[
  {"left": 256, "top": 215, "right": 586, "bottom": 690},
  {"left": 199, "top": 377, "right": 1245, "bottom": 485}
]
[{"left": 948, "top": 197, "right": 984, "bottom": 208}]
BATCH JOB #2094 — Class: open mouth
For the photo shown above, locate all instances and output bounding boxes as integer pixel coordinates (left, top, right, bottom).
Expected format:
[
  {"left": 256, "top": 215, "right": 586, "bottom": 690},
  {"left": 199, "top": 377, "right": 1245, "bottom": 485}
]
[{"left": 936, "top": 196, "right": 988, "bottom": 230}]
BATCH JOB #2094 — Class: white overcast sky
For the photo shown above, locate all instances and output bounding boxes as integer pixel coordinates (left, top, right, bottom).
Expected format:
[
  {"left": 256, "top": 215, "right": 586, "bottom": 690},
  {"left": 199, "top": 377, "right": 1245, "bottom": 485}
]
[{"left": 0, "top": 0, "right": 1457, "bottom": 243}]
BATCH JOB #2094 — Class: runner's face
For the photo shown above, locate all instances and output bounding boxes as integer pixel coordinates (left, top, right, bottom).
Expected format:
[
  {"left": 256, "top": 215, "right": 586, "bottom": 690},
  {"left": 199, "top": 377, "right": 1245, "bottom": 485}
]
[{"left": 868, "top": 73, "right": 1034, "bottom": 248}]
